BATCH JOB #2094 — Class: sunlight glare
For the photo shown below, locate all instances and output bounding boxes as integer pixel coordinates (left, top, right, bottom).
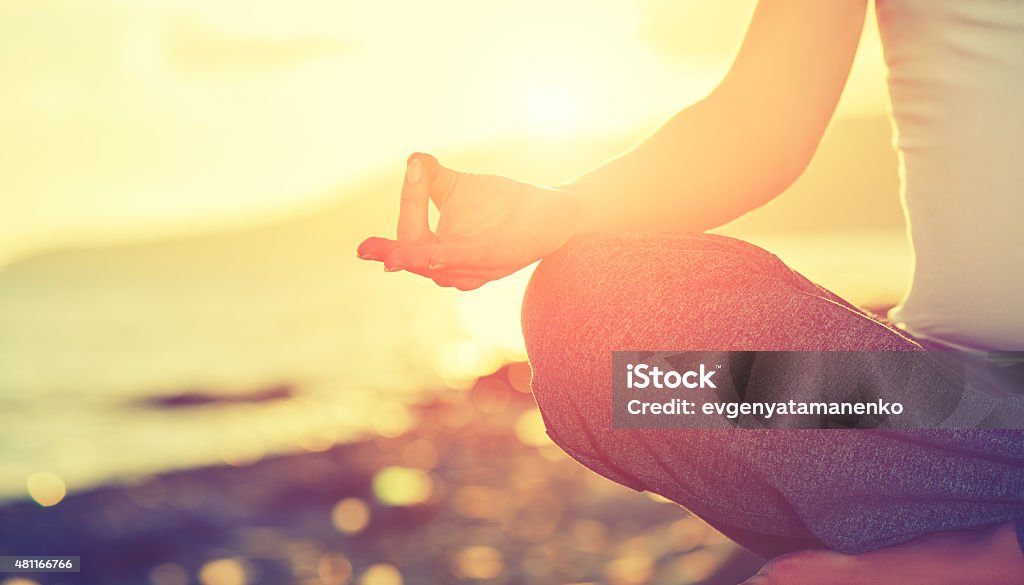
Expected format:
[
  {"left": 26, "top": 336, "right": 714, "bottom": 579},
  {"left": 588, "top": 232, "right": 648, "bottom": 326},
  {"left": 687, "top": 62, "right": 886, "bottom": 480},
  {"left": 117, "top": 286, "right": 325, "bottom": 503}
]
[
  {"left": 455, "top": 269, "right": 532, "bottom": 357},
  {"left": 515, "top": 73, "right": 596, "bottom": 137}
]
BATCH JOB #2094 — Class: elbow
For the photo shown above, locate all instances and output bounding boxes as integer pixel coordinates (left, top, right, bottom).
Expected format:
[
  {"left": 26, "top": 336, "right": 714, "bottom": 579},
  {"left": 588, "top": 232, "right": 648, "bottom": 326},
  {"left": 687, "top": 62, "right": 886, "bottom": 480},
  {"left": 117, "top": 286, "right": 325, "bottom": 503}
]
[
  {"left": 762, "top": 128, "right": 821, "bottom": 194},
  {"left": 712, "top": 92, "right": 825, "bottom": 196},
  {"left": 777, "top": 140, "right": 816, "bottom": 189},
  {"left": 764, "top": 104, "right": 831, "bottom": 189}
]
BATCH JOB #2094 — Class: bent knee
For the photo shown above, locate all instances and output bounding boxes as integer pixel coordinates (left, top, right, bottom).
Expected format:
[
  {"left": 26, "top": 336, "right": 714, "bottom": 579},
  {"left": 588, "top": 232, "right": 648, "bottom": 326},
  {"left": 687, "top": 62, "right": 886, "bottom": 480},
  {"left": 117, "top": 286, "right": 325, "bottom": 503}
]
[
  {"left": 520, "top": 232, "right": 795, "bottom": 444},
  {"left": 521, "top": 232, "right": 794, "bottom": 359}
]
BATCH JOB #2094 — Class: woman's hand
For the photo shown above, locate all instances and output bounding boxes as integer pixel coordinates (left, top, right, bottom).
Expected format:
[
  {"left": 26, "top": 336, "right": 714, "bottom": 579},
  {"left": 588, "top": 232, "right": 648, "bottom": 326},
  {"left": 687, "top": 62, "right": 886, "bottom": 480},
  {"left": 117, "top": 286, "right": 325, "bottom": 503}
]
[{"left": 357, "top": 153, "right": 584, "bottom": 290}]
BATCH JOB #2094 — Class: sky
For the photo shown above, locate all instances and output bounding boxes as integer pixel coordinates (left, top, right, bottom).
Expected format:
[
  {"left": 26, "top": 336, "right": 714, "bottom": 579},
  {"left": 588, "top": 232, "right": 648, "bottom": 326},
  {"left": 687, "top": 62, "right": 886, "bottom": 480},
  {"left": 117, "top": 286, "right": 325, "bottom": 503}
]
[{"left": 0, "top": 0, "right": 890, "bottom": 265}]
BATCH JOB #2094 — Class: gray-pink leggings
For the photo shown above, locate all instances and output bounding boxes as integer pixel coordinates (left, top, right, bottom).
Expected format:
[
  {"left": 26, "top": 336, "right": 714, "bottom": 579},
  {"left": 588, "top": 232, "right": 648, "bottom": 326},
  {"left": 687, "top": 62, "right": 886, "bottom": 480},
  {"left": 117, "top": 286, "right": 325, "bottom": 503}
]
[{"left": 520, "top": 232, "right": 1024, "bottom": 558}]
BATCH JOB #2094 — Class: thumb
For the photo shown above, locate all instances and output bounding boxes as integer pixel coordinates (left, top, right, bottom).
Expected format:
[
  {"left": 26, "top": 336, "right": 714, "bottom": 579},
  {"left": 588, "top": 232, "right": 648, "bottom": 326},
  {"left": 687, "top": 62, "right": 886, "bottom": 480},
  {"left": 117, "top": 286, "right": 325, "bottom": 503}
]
[{"left": 396, "top": 155, "right": 437, "bottom": 243}]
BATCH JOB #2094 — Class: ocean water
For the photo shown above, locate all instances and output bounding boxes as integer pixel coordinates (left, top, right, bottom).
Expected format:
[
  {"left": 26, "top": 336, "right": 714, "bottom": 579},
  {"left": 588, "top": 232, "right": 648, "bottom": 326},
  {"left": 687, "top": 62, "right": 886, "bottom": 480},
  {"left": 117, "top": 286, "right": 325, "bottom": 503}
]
[
  {"left": 0, "top": 210, "right": 910, "bottom": 504},
  {"left": 0, "top": 197, "right": 534, "bottom": 502}
]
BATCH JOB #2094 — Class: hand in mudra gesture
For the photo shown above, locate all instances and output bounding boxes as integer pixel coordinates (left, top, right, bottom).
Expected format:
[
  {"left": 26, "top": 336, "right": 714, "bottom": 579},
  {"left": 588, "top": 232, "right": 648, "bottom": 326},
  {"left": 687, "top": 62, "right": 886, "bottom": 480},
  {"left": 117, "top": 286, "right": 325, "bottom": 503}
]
[{"left": 357, "top": 153, "right": 583, "bottom": 290}]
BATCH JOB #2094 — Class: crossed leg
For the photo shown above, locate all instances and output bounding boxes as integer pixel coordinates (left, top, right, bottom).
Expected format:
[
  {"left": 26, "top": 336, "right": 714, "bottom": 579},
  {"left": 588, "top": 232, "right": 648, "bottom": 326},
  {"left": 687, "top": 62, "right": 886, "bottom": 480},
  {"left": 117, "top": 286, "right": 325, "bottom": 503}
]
[{"left": 520, "top": 232, "right": 1024, "bottom": 582}]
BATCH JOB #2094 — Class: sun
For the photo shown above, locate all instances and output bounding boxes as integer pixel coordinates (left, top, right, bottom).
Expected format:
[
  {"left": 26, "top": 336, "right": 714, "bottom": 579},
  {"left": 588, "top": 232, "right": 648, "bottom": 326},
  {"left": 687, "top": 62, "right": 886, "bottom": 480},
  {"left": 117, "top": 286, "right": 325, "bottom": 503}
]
[
  {"left": 512, "top": 71, "right": 601, "bottom": 137},
  {"left": 518, "top": 84, "right": 585, "bottom": 136}
]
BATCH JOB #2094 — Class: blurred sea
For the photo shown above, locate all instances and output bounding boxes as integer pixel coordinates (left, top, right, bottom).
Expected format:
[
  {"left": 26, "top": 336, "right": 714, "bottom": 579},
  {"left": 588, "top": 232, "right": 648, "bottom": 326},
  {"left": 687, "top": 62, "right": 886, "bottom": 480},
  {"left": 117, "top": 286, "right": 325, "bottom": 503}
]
[
  {"left": 0, "top": 177, "right": 534, "bottom": 502},
  {"left": 0, "top": 224, "right": 909, "bottom": 504}
]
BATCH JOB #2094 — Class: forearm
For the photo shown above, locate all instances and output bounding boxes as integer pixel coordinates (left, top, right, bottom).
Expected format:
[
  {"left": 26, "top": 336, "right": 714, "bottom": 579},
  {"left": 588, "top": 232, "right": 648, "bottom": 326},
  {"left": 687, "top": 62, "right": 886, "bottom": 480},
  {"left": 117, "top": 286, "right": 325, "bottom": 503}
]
[
  {"left": 561, "top": 0, "right": 867, "bottom": 236},
  {"left": 563, "top": 88, "right": 815, "bottom": 235}
]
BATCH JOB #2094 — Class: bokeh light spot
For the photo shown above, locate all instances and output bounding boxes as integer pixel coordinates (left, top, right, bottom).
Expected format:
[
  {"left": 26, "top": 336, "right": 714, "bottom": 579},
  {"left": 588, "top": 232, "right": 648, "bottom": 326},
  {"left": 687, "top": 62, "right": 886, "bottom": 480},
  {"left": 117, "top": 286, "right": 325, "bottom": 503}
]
[
  {"left": 26, "top": 472, "right": 66, "bottom": 507},
  {"left": 198, "top": 558, "right": 248, "bottom": 585},
  {"left": 317, "top": 553, "right": 353, "bottom": 585},
  {"left": 357, "top": 563, "right": 402, "bottom": 585},
  {"left": 514, "top": 410, "right": 551, "bottom": 447},
  {"left": 149, "top": 563, "right": 188, "bottom": 585},
  {"left": 371, "top": 467, "right": 432, "bottom": 507},
  {"left": 370, "top": 402, "right": 414, "bottom": 438},
  {"left": 331, "top": 497, "right": 371, "bottom": 535},
  {"left": 435, "top": 339, "right": 503, "bottom": 389},
  {"left": 604, "top": 553, "right": 654, "bottom": 585},
  {"left": 451, "top": 546, "right": 504, "bottom": 580}
]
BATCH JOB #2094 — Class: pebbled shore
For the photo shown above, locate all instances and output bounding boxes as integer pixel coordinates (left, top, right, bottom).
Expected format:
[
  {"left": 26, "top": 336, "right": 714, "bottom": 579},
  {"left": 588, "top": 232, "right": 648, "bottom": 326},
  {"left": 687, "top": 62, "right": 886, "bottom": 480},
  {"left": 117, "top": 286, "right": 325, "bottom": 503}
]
[{"left": 0, "top": 363, "right": 762, "bottom": 585}]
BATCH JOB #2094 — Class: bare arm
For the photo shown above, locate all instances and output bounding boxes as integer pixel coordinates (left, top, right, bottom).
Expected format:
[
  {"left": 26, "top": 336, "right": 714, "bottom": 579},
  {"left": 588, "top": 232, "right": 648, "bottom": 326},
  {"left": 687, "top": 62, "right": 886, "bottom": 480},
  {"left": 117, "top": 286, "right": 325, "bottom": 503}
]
[
  {"left": 568, "top": 0, "right": 868, "bottom": 233},
  {"left": 358, "top": 0, "right": 869, "bottom": 290}
]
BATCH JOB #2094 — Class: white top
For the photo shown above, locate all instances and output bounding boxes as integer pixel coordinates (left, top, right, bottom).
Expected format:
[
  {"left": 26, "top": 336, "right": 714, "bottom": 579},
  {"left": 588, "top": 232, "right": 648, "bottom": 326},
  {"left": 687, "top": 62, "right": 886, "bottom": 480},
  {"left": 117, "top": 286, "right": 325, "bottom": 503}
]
[{"left": 877, "top": 0, "right": 1024, "bottom": 351}]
